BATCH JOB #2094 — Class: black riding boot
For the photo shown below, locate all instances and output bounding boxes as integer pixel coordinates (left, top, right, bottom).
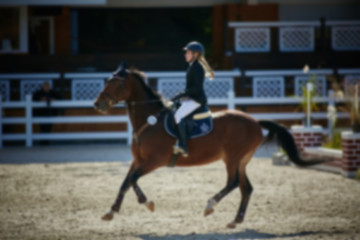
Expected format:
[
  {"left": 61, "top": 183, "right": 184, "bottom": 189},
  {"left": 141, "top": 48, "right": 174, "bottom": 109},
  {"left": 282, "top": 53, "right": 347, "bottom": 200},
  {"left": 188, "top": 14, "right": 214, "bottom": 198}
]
[{"left": 173, "top": 120, "right": 188, "bottom": 157}]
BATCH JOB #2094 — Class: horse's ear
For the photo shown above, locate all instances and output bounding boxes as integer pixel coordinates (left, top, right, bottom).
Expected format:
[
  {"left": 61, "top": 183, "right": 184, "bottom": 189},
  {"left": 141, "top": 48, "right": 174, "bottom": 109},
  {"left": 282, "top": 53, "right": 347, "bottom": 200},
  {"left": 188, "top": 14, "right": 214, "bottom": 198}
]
[
  {"left": 119, "top": 60, "right": 127, "bottom": 69},
  {"left": 113, "top": 61, "right": 128, "bottom": 77}
]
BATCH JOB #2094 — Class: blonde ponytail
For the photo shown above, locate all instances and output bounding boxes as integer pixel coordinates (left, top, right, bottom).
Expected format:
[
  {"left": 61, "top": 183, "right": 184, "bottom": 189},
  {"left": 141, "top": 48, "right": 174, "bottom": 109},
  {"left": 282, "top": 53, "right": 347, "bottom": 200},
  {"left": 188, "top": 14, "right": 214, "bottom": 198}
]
[{"left": 198, "top": 55, "right": 215, "bottom": 80}]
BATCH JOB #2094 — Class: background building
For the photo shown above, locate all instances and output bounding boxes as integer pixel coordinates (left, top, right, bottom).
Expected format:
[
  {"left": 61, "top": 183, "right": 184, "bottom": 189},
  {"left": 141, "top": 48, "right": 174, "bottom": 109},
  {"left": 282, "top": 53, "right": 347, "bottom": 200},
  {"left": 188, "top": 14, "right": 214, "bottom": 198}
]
[
  {"left": 0, "top": 0, "right": 359, "bottom": 147},
  {"left": 0, "top": 0, "right": 359, "bottom": 72}
]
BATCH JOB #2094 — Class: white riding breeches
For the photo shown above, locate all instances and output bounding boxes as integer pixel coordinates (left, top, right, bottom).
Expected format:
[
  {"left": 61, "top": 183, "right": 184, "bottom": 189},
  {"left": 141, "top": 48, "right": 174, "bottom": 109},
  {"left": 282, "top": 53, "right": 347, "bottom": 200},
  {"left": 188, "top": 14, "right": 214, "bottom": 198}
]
[{"left": 174, "top": 99, "right": 201, "bottom": 124}]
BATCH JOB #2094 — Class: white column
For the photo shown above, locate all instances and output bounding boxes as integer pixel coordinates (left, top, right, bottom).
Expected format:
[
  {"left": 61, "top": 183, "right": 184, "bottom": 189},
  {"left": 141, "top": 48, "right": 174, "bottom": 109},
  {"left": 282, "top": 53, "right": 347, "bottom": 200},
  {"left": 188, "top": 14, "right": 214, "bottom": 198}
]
[
  {"left": 25, "top": 94, "right": 33, "bottom": 147},
  {"left": 327, "top": 90, "right": 334, "bottom": 139},
  {"left": 306, "top": 82, "right": 313, "bottom": 127},
  {"left": 227, "top": 91, "right": 235, "bottom": 110}
]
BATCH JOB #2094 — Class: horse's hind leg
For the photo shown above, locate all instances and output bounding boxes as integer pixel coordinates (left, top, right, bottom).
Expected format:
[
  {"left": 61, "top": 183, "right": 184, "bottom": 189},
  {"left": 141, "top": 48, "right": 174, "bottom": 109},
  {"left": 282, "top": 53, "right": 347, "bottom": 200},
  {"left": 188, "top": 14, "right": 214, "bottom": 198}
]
[
  {"left": 204, "top": 156, "right": 239, "bottom": 217},
  {"left": 227, "top": 152, "right": 254, "bottom": 229}
]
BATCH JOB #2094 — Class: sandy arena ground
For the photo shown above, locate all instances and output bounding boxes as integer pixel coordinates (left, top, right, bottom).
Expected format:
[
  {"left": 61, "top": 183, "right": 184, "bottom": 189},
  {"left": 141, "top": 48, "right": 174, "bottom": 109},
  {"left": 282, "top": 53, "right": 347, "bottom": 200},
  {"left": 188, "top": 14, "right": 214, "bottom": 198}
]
[{"left": 0, "top": 155, "right": 359, "bottom": 240}]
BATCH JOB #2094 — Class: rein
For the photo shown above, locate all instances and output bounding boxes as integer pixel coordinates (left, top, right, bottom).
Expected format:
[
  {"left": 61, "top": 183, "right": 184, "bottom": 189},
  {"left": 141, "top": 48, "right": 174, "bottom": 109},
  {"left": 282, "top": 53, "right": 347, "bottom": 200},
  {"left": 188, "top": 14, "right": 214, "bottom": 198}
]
[
  {"left": 107, "top": 75, "right": 168, "bottom": 145},
  {"left": 103, "top": 92, "right": 118, "bottom": 104},
  {"left": 129, "top": 101, "right": 168, "bottom": 145},
  {"left": 129, "top": 99, "right": 163, "bottom": 105}
]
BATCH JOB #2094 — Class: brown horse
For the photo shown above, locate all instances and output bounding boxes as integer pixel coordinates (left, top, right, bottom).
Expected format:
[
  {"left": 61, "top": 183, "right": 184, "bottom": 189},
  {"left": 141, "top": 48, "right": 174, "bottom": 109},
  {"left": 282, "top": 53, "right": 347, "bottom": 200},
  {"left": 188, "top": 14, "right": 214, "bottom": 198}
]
[{"left": 94, "top": 64, "right": 327, "bottom": 228}]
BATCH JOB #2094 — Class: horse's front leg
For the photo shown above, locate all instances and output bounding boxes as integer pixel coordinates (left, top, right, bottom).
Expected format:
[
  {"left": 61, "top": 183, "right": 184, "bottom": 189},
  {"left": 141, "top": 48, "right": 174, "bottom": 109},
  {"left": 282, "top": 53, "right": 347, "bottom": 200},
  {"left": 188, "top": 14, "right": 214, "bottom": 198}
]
[
  {"left": 131, "top": 154, "right": 167, "bottom": 212},
  {"left": 133, "top": 183, "right": 155, "bottom": 212},
  {"left": 102, "top": 164, "right": 136, "bottom": 221}
]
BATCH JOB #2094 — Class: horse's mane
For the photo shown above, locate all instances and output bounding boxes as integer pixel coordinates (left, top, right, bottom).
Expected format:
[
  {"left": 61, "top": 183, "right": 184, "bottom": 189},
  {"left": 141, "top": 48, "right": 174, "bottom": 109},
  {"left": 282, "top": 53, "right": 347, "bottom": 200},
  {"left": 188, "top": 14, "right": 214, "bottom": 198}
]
[{"left": 129, "top": 68, "right": 169, "bottom": 108}]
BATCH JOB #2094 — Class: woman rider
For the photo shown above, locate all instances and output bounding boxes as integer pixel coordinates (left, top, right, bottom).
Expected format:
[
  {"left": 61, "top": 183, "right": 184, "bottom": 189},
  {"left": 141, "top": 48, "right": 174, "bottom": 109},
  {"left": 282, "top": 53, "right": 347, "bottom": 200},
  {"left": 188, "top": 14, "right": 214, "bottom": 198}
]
[{"left": 171, "top": 41, "right": 215, "bottom": 157}]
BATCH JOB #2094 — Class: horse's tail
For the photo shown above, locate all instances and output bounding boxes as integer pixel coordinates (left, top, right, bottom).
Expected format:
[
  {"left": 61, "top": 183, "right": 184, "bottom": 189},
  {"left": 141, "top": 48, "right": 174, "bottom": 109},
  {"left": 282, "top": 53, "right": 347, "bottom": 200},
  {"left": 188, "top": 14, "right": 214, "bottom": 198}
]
[{"left": 258, "top": 120, "right": 329, "bottom": 167}]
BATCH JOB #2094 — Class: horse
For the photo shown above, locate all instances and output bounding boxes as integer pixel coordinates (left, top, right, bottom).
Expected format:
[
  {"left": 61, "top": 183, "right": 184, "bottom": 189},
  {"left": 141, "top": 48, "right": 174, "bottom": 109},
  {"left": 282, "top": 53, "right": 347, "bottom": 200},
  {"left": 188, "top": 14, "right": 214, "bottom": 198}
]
[{"left": 94, "top": 63, "right": 327, "bottom": 229}]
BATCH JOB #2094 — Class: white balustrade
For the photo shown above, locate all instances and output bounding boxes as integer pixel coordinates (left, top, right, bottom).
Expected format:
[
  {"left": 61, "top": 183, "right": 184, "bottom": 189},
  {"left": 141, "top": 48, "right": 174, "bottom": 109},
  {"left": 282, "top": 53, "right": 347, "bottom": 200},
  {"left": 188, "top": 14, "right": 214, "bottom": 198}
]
[
  {"left": 1, "top": 68, "right": 358, "bottom": 148},
  {"left": 229, "top": 20, "right": 360, "bottom": 52}
]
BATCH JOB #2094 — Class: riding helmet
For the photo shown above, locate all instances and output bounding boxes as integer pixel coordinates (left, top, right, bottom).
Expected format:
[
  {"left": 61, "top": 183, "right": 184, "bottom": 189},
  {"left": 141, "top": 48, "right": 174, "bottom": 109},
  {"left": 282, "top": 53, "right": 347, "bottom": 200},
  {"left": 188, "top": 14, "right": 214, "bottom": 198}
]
[{"left": 183, "top": 41, "right": 204, "bottom": 55}]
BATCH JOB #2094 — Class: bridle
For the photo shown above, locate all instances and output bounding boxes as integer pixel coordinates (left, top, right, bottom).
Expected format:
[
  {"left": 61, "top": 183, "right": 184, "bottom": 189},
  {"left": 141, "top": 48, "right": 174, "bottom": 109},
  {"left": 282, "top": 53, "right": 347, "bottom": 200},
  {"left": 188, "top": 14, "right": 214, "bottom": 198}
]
[
  {"left": 105, "top": 74, "right": 163, "bottom": 106},
  {"left": 103, "top": 91, "right": 118, "bottom": 105},
  {"left": 103, "top": 74, "right": 166, "bottom": 144},
  {"left": 102, "top": 75, "right": 124, "bottom": 105}
]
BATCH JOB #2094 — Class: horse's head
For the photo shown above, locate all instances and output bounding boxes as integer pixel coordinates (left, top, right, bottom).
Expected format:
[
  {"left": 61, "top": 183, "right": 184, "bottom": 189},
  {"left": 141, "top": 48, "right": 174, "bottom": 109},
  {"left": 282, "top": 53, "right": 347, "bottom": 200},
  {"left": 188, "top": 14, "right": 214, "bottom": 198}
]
[{"left": 94, "top": 62, "right": 131, "bottom": 113}]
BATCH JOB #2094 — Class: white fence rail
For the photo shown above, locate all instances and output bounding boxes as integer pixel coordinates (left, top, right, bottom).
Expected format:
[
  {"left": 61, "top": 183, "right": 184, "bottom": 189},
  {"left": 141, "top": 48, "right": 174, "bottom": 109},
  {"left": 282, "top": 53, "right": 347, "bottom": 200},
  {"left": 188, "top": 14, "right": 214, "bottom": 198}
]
[
  {"left": 0, "top": 95, "right": 132, "bottom": 148},
  {"left": 2, "top": 68, "right": 358, "bottom": 148},
  {"left": 245, "top": 69, "right": 333, "bottom": 98},
  {"left": 0, "top": 93, "right": 350, "bottom": 148},
  {"left": 2, "top": 69, "right": 360, "bottom": 102},
  {"left": 328, "top": 21, "right": 360, "bottom": 51}
]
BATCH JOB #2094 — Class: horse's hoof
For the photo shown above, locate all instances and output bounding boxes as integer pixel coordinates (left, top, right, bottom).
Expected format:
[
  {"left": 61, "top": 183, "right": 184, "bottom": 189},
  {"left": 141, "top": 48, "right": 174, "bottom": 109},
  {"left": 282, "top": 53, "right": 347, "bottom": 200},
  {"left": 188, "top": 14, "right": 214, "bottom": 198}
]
[
  {"left": 145, "top": 201, "right": 155, "bottom": 212},
  {"left": 236, "top": 218, "right": 244, "bottom": 224},
  {"left": 101, "top": 212, "right": 114, "bottom": 221},
  {"left": 226, "top": 221, "right": 236, "bottom": 229},
  {"left": 204, "top": 207, "right": 214, "bottom": 217}
]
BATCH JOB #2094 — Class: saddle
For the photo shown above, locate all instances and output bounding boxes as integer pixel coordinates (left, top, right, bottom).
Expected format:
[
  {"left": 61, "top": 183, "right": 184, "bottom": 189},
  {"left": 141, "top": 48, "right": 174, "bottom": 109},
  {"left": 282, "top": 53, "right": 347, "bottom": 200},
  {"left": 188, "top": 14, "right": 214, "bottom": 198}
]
[{"left": 164, "top": 105, "right": 213, "bottom": 140}]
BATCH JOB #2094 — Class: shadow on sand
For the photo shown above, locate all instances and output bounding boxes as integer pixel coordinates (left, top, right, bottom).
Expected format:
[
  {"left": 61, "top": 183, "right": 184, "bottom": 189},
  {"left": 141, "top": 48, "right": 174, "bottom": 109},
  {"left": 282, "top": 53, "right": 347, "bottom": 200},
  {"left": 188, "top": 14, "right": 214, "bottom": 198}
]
[{"left": 137, "top": 228, "right": 343, "bottom": 240}]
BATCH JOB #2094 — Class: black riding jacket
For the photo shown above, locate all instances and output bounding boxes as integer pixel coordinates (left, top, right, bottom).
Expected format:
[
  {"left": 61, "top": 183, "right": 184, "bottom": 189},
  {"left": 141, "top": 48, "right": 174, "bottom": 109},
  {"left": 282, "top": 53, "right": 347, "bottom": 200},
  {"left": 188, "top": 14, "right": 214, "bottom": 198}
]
[{"left": 171, "top": 60, "right": 207, "bottom": 106}]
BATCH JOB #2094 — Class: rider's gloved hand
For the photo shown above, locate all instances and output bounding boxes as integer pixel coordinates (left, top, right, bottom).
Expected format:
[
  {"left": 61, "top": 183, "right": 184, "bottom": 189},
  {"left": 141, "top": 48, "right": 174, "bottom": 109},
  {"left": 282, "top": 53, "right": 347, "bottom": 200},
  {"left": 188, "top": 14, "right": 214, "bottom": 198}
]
[{"left": 166, "top": 101, "right": 174, "bottom": 108}]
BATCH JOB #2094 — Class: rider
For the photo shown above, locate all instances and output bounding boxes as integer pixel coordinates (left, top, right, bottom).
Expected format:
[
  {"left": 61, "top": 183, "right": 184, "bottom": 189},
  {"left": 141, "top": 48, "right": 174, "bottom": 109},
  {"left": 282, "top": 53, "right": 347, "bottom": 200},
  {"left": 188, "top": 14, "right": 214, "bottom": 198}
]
[{"left": 171, "top": 41, "right": 215, "bottom": 157}]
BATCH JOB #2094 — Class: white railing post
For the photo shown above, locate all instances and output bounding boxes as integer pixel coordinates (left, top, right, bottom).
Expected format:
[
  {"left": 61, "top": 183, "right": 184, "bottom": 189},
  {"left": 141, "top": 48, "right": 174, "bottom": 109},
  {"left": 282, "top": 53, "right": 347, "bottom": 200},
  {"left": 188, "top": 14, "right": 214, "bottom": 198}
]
[
  {"left": 306, "top": 82, "right": 313, "bottom": 127},
  {"left": 327, "top": 90, "right": 333, "bottom": 138},
  {"left": 126, "top": 117, "right": 133, "bottom": 145},
  {"left": 227, "top": 91, "right": 235, "bottom": 110},
  {"left": 0, "top": 94, "right": 3, "bottom": 148},
  {"left": 25, "top": 94, "right": 33, "bottom": 147}
]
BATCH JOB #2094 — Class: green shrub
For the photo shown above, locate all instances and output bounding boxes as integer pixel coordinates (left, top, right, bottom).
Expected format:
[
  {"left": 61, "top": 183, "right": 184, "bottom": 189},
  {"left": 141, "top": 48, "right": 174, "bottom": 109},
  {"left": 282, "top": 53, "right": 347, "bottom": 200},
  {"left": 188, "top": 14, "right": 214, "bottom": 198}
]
[{"left": 323, "top": 132, "right": 342, "bottom": 150}]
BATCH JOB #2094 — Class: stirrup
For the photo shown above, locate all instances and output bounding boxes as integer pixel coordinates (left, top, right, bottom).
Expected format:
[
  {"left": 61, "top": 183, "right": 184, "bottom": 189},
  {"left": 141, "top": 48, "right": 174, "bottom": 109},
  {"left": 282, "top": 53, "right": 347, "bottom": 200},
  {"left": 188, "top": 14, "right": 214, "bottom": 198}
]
[{"left": 173, "top": 144, "right": 189, "bottom": 158}]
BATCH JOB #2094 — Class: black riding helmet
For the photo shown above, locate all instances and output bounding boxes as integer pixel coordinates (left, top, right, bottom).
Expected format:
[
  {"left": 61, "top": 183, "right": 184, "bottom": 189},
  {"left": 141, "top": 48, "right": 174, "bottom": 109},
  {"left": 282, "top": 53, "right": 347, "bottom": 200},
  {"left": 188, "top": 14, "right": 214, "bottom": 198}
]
[{"left": 183, "top": 41, "right": 204, "bottom": 55}]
